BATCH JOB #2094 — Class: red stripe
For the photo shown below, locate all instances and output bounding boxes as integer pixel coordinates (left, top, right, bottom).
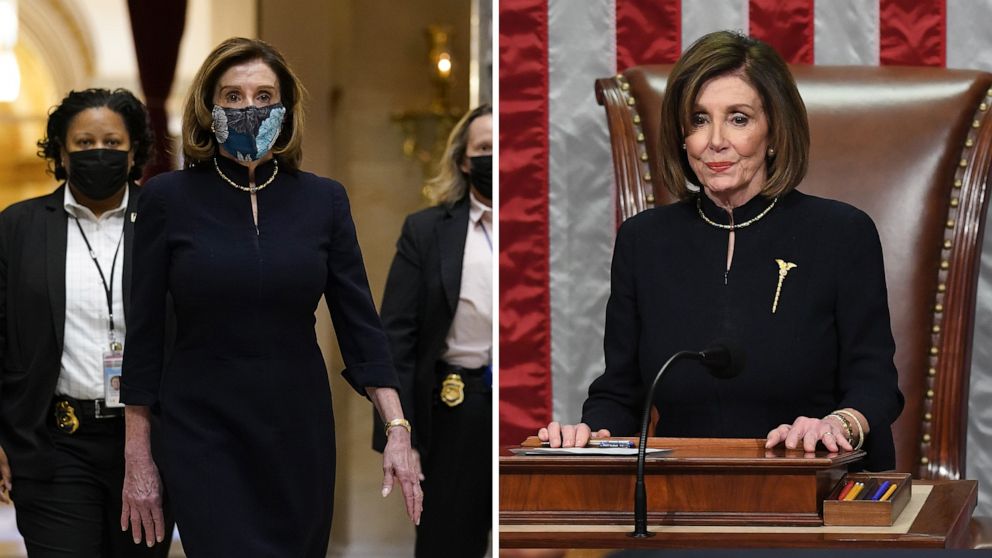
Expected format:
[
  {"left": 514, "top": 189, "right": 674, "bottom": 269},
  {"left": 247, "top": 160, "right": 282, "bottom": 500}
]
[
  {"left": 879, "top": 0, "right": 946, "bottom": 67},
  {"left": 498, "top": 0, "right": 553, "bottom": 451},
  {"left": 615, "top": 0, "right": 680, "bottom": 71},
  {"left": 749, "top": 0, "right": 814, "bottom": 64}
]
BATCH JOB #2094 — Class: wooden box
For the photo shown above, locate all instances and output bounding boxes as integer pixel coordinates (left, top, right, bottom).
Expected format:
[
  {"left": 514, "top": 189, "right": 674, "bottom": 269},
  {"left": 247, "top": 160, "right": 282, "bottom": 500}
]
[{"left": 822, "top": 472, "right": 912, "bottom": 526}]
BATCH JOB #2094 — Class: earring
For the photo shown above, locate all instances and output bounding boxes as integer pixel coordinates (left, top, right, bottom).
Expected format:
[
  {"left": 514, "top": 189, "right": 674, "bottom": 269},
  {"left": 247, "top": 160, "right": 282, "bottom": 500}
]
[
  {"left": 681, "top": 143, "right": 686, "bottom": 150},
  {"left": 767, "top": 147, "right": 776, "bottom": 157}
]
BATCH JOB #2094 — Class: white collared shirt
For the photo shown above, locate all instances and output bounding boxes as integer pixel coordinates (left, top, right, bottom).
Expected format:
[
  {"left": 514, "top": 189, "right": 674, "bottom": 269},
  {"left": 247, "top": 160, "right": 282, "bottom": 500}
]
[
  {"left": 441, "top": 193, "right": 493, "bottom": 368},
  {"left": 57, "top": 186, "right": 129, "bottom": 400}
]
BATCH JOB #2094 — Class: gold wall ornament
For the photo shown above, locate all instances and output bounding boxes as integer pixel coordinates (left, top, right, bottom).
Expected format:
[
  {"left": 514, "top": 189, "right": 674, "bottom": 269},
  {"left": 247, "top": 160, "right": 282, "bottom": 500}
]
[
  {"left": 772, "top": 259, "right": 798, "bottom": 314},
  {"left": 392, "top": 24, "right": 463, "bottom": 199}
]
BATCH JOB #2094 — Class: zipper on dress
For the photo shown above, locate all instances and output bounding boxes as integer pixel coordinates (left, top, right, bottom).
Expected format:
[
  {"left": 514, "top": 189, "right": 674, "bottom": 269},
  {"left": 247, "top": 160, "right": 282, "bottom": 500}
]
[{"left": 724, "top": 212, "right": 735, "bottom": 286}]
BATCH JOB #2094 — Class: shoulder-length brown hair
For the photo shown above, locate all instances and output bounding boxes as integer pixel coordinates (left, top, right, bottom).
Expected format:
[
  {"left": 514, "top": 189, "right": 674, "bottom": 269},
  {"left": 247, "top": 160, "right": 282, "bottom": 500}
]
[
  {"left": 427, "top": 104, "right": 492, "bottom": 207},
  {"left": 182, "top": 37, "right": 307, "bottom": 170},
  {"left": 657, "top": 30, "right": 809, "bottom": 200}
]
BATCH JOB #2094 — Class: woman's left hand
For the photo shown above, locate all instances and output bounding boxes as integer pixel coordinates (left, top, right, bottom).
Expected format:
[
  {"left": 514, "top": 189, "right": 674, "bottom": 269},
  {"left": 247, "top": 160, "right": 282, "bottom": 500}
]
[
  {"left": 765, "top": 415, "right": 853, "bottom": 453},
  {"left": 381, "top": 428, "right": 423, "bottom": 525}
]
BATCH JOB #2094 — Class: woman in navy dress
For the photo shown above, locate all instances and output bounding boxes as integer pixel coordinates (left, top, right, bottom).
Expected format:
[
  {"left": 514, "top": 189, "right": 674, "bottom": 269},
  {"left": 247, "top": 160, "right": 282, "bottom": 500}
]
[{"left": 119, "top": 38, "right": 422, "bottom": 556}]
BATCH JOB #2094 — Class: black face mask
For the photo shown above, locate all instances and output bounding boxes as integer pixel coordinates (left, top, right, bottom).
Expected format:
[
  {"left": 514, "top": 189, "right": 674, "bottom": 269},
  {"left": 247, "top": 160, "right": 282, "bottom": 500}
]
[
  {"left": 67, "top": 149, "right": 130, "bottom": 200},
  {"left": 468, "top": 155, "right": 492, "bottom": 201}
]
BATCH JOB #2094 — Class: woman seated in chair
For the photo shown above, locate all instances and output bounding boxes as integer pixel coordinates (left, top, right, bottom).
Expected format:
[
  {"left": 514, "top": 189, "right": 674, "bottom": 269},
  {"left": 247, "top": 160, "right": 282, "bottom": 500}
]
[{"left": 538, "top": 30, "right": 904, "bottom": 471}]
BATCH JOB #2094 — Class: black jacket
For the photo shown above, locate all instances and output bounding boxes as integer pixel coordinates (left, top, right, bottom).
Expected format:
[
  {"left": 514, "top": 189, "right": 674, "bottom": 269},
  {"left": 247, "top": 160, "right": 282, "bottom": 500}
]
[
  {"left": 372, "top": 198, "right": 469, "bottom": 457},
  {"left": 0, "top": 184, "right": 140, "bottom": 479},
  {"left": 582, "top": 190, "right": 905, "bottom": 471}
]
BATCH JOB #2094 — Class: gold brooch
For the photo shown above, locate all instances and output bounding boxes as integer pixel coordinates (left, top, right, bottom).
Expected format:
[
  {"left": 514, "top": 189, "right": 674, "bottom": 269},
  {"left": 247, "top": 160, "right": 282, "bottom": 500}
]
[{"left": 772, "top": 259, "right": 798, "bottom": 314}]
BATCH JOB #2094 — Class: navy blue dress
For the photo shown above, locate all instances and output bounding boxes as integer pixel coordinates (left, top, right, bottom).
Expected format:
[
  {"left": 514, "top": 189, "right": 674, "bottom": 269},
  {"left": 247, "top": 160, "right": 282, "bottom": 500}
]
[{"left": 121, "top": 156, "right": 397, "bottom": 557}]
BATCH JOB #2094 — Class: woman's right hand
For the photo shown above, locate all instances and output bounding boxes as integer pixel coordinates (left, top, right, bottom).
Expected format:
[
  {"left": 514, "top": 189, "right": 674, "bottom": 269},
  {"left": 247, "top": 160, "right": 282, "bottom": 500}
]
[
  {"left": 537, "top": 421, "right": 611, "bottom": 448},
  {"left": 120, "top": 405, "right": 165, "bottom": 547}
]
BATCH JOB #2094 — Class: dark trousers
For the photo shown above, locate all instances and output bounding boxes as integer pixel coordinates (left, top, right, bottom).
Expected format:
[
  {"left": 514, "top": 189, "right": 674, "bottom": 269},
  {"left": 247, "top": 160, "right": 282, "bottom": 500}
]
[
  {"left": 11, "top": 418, "right": 173, "bottom": 558},
  {"left": 415, "top": 373, "right": 492, "bottom": 558}
]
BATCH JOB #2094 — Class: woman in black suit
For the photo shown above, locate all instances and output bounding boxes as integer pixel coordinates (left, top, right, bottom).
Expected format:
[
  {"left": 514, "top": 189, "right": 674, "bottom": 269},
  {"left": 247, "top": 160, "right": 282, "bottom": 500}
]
[
  {"left": 539, "top": 31, "right": 904, "bottom": 471},
  {"left": 0, "top": 88, "right": 173, "bottom": 556},
  {"left": 120, "top": 38, "right": 421, "bottom": 556}
]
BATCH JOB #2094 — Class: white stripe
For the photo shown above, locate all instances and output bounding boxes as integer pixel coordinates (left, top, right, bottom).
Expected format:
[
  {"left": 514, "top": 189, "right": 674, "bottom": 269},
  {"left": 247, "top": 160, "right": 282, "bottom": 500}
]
[
  {"left": 682, "top": 0, "right": 748, "bottom": 51},
  {"left": 951, "top": 0, "right": 992, "bottom": 521},
  {"left": 547, "top": 0, "right": 617, "bottom": 424},
  {"left": 947, "top": 0, "right": 992, "bottom": 71},
  {"left": 814, "top": 0, "right": 879, "bottom": 65}
]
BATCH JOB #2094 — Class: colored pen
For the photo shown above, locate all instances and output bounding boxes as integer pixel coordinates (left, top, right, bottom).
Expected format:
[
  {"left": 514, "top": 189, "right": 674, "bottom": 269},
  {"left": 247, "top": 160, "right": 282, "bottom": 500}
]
[
  {"left": 836, "top": 480, "right": 856, "bottom": 500},
  {"left": 870, "top": 480, "right": 892, "bottom": 501},
  {"left": 857, "top": 478, "right": 878, "bottom": 500},
  {"left": 880, "top": 483, "right": 899, "bottom": 501},
  {"left": 539, "top": 439, "right": 636, "bottom": 448},
  {"left": 844, "top": 482, "right": 864, "bottom": 501}
]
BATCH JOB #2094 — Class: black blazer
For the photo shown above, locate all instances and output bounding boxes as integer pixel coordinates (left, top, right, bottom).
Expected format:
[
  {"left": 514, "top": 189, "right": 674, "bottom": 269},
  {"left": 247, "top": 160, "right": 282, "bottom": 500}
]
[
  {"left": 372, "top": 199, "right": 469, "bottom": 457},
  {"left": 0, "top": 184, "right": 140, "bottom": 480}
]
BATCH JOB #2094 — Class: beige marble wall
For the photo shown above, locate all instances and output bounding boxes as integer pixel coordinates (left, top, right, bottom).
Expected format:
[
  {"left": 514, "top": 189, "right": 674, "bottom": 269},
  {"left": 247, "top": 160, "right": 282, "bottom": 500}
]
[{"left": 259, "top": 1, "right": 471, "bottom": 555}]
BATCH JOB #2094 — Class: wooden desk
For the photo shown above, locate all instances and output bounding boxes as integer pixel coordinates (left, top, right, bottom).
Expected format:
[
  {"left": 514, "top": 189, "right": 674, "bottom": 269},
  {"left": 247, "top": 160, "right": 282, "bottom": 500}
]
[{"left": 500, "top": 439, "right": 978, "bottom": 548}]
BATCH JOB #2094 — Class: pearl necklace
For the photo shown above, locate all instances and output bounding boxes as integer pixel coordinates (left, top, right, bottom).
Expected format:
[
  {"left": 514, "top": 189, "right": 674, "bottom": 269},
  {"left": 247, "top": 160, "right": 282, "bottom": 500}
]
[
  {"left": 696, "top": 195, "right": 778, "bottom": 230},
  {"left": 213, "top": 157, "right": 279, "bottom": 193}
]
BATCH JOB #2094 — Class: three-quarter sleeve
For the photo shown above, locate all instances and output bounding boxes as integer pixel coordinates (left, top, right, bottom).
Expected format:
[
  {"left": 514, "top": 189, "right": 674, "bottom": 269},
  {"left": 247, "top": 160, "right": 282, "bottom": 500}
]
[
  {"left": 379, "top": 215, "right": 423, "bottom": 426},
  {"left": 325, "top": 183, "right": 399, "bottom": 394},
  {"left": 581, "top": 219, "right": 646, "bottom": 435},
  {"left": 121, "top": 181, "right": 170, "bottom": 406},
  {"left": 834, "top": 210, "right": 905, "bottom": 463}
]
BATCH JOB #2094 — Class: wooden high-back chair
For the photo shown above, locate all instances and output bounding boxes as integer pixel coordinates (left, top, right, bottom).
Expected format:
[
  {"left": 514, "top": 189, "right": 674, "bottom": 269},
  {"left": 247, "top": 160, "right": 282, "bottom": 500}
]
[{"left": 596, "top": 65, "right": 992, "bottom": 483}]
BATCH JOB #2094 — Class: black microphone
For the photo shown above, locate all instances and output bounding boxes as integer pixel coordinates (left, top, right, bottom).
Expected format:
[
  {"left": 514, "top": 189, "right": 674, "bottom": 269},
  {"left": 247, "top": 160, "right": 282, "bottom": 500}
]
[{"left": 630, "top": 340, "right": 745, "bottom": 538}]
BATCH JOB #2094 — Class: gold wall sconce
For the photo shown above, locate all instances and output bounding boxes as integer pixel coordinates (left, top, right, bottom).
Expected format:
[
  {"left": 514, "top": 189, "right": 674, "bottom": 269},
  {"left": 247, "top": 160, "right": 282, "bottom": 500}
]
[{"left": 393, "top": 24, "right": 462, "bottom": 198}]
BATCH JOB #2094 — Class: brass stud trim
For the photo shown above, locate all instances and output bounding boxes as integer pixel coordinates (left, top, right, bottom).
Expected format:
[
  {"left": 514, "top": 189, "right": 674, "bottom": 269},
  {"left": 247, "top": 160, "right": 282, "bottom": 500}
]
[
  {"left": 950, "top": 198, "right": 959, "bottom": 208},
  {"left": 925, "top": 412, "right": 933, "bottom": 421},
  {"left": 973, "top": 119, "right": 981, "bottom": 128},
  {"left": 981, "top": 102, "right": 989, "bottom": 112},
  {"left": 937, "top": 283, "right": 946, "bottom": 293},
  {"left": 636, "top": 132, "right": 645, "bottom": 142},
  {"left": 621, "top": 82, "right": 630, "bottom": 91},
  {"left": 928, "top": 366, "right": 937, "bottom": 376},
  {"left": 929, "top": 346, "right": 939, "bottom": 356},
  {"left": 940, "top": 260, "right": 949, "bottom": 270},
  {"left": 927, "top": 389, "right": 935, "bottom": 398},
  {"left": 987, "top": 87, "right": 992, "bottom": 97},
  {"left": 615, "top": 74, "right": 624, "bottom": 80},
  {"left": 954, "top": 179, "right": 962, "bottom": 188},
  {"left": 640, "top": 152, "right": 649, "bottom": 161},
  {"left": 935, "top": 303, "right": 944, "bottom": 313},
  {"left": 959, "top": 158, "right": 968, "bottom": 167},
  {"left": 645, "top": 193, "right": 655, "bottom": 204},
  {"left": 943, "top": 240, "right": 952, "bottom": 249},
  {"left": 633, "top": 114, "right": 641, "bottom": 124},
  {"left": 921, "top": 456, "right": 930, "bottom": 465},
  {"left": 643, "top": 173, "right": 651, "bottom": 182},
  {"left": 932, "top": 325, "right": 941, "bottom": 334},
  {"left": 966, "top": 138, "right": 975, "bottom": 148},
  {"left": 626, "top": 97, "right": 636, "bottom": 106},
  {"left": 946, "top": 220, "right": 955, "bottom": 229},
  {"left": 923, "top": 434, "right": 931, "bottom": 442}
]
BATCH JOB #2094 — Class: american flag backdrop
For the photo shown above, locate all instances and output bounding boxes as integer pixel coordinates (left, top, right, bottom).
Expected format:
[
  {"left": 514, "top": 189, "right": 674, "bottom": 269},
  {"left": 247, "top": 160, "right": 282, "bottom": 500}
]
[{"left": 498, "top": 0, "right": 992, "bottom": 515}]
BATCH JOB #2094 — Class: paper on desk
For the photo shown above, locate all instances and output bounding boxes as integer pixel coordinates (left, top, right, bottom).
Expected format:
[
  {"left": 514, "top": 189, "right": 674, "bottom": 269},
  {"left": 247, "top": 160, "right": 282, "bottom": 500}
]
[{"left": 509, "top": 447, "right": 671, "bottom": 456}]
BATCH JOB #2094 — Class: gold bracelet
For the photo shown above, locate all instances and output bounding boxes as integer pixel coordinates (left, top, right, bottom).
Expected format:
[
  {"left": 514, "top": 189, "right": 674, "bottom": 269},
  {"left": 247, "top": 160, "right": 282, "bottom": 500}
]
[
  {"left": 827, "top": 413, "right": 854, "bottom": 445},
  {"left": 384, "top": 418, "right": 411, "bottom": 436},
  {"left": 833, "top": 409, "right": 865, "bottom": 451}
]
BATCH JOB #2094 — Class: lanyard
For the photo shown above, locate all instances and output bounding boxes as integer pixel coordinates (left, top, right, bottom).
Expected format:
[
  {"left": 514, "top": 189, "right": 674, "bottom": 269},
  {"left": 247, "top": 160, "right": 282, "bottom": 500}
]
[{"left": 72, "top": 216, "right": 124, "bottom": 347}]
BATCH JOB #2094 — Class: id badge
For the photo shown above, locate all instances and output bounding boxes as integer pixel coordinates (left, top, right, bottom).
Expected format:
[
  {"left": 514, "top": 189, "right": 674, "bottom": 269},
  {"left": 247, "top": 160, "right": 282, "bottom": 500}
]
[{"left": 103, "top": 347, "right": 124, "bottom": 408}]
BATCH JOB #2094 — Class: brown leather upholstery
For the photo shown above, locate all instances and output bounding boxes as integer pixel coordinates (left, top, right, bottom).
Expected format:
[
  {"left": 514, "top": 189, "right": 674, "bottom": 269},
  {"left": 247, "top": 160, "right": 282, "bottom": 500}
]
[{"left": 595, "top": 65, "right": 992, "bottom": 483}]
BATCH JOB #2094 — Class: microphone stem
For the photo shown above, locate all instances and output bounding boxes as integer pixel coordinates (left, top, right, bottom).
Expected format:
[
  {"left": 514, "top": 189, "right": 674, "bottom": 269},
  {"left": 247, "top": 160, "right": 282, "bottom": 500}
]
[{"left": 631, "top": 350, "right": 696, "bottom": 538}]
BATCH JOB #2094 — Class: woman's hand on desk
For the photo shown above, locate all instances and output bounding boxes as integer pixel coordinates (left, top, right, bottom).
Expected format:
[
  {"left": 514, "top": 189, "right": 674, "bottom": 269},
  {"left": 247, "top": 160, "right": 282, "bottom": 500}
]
[
  {"left": 537, "top": 421, "right": 611, "bottom": 448},
  {"left": 765, "top": 416, "right": 853, "bottom": 453}
]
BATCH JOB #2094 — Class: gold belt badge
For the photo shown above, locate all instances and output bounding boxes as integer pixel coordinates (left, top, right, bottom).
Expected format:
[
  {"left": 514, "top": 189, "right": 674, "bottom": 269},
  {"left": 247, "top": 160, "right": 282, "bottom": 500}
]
[
  {"left": 55, "top": 400, "right": 80, "bottom": 434},
  {"left": 440, "top": 373, "right": 465, "bottom": 407}
]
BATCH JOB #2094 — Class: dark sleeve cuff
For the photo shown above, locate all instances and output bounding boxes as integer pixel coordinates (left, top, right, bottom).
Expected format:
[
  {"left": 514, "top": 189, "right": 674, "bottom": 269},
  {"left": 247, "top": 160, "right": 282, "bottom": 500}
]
[
  {"left": 341, "top": 361, "right": 401, "bottom": 396},
  {"left": 120, "top": 384, "right": 158, "bottom": 407}
]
